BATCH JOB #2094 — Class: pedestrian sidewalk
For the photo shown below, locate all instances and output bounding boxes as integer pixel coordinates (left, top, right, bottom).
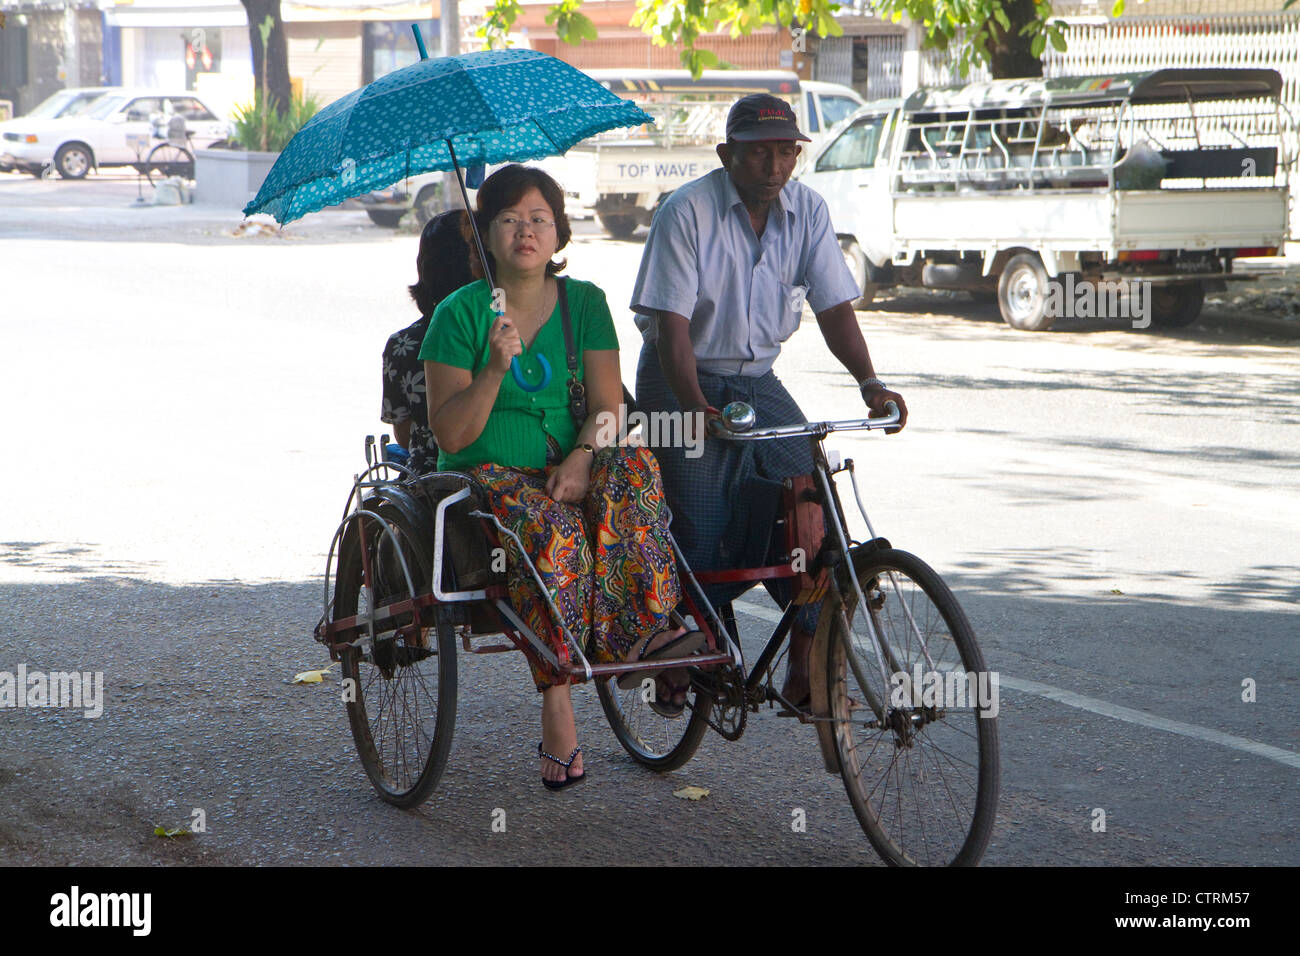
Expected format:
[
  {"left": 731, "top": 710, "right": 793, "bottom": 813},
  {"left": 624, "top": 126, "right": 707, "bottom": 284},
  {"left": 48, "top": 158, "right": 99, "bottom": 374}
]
[{"left": 1204, "top": 240, "right": 1300, "bottom": 335}]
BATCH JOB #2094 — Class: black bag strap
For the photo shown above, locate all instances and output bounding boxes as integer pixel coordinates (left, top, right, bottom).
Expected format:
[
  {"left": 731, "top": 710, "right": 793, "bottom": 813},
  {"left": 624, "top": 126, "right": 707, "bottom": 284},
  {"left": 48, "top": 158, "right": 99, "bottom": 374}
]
[
  {"left": 558, "top": 277, "right": 640, "bottom": 433},
  {"left": 558, "top": 278, "right": 587, "bottom": 427},
  {"left": 558, "top": 277, "right": 578, "bottom": 376}
]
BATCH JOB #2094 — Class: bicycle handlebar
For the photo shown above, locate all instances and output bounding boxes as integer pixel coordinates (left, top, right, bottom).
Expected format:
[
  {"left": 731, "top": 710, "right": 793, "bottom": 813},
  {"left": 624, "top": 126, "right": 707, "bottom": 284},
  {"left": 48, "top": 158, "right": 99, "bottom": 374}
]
[{"left": 709, "top": 400, "right": 901, "bottom": 441}]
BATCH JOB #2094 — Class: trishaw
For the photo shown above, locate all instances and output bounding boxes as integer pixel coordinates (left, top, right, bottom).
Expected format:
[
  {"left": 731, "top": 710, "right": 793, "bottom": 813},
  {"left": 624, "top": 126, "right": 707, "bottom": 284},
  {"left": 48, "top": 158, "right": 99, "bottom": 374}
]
[{"left": 313, "top": 400, "right": 1000, "bottom": 866}]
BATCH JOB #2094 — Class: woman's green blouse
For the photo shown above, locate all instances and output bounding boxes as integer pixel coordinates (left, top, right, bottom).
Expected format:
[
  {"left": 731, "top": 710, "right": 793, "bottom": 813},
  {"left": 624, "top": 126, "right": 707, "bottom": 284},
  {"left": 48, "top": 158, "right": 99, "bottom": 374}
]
[{"left": 418, "top": 277, "right": 618, "bottom": 471}]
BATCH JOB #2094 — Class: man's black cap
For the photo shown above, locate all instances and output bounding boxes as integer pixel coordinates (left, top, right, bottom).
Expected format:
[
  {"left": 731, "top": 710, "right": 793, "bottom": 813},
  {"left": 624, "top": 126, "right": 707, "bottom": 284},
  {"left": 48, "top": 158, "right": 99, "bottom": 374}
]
[{"left": 725, "top": 93, "right": 811, "bottom": 143}]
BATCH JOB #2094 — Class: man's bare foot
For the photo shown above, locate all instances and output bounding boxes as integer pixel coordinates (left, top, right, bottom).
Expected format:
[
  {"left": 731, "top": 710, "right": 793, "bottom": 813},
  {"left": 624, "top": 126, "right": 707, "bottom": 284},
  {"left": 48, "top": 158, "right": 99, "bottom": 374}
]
[
  {"left": 539, "top": 685, "right": 583, "bottom": 785},
  {"left": 627, "top": 625, "right": 688, "bottom": 665},
  {"left": 616, "top": 625, "right": 697, "bottom": 692}
]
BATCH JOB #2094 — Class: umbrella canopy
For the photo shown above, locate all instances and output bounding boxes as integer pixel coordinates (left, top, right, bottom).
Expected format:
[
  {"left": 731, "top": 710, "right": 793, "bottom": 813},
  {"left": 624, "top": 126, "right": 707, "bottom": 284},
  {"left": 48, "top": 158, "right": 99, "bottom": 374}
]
[{"left": 243, "top": 47, "right": 652, "bottom": 224}]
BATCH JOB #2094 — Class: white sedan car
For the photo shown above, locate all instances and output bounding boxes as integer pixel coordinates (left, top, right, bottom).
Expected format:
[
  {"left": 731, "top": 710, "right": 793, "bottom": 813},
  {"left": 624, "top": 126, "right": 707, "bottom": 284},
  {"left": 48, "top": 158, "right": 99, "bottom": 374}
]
[
  {"left": 0, "top": 89, "right": 229, "bottom": 179},
  {"left": 0, "top": 87, "right": 123, "bottom": 173}
]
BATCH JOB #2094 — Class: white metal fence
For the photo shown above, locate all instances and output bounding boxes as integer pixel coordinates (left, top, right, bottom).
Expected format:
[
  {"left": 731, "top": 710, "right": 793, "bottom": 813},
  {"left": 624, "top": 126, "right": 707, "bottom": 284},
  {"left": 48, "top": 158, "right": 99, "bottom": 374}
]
[
  {"left": 866, "top": 34, "right": 904, "bottom": 99},
  {"left": 816, "top": 35, "right": 855, "bottom": 87}
]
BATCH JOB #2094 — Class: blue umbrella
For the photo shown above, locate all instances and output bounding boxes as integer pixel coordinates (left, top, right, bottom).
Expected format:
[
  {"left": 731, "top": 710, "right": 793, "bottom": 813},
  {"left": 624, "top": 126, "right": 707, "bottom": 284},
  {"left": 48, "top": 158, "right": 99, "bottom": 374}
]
[
  {"left": 243, "top": 37, "right": 650, "bottom": 226},
  {"left": 245, "top": 30, "right": 651, "bottom": 391}
]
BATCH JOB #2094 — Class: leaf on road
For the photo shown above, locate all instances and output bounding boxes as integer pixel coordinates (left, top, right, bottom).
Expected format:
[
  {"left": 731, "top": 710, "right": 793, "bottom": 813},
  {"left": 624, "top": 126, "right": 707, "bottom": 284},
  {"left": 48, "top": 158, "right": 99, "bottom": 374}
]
[
  {"left": 292, "top": 663, "right": 337, "bottom": 684},
  {"left": 672, "top": 786, "right": 710, "bottom": 801},
  {"left": 154, "top": 826, "right": 191, "bottom": 838},
  {"left": 1109, "top": 588, "right": 1124, "bottom": 595}
]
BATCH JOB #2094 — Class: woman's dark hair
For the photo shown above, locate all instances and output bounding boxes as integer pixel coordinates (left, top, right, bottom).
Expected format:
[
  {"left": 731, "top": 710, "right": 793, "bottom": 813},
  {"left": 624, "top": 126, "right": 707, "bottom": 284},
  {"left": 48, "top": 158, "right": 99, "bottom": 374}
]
[
  {"left": 409, "top": 210, "right": 476, "bottom": 318},
  {"left": 462, "top": 164, "right": 570, "bottom": 280}
]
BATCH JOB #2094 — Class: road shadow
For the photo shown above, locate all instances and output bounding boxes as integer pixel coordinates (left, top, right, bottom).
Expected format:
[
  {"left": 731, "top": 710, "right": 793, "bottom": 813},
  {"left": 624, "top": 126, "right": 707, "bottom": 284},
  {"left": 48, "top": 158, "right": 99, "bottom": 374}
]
[
  {"left": 863, "top": 289, "right": 1300, "bottom": 347},
  {"left": 0, "top": 568, "right": 1295, "bottom": 865}
]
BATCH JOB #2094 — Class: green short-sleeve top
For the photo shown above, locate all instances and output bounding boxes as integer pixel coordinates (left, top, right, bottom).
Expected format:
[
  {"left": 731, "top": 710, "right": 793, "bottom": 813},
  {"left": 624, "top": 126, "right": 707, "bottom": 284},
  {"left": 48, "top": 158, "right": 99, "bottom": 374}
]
[{"left": 418, "top": 277, "right": 619, "bottom": 472}]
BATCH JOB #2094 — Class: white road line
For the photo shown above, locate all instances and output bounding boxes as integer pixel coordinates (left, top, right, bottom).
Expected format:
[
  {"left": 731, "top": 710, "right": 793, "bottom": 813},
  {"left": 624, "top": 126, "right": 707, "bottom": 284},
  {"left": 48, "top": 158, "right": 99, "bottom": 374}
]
[{"left": 732, "top": 597, "right": 1300, "bottom": 771}]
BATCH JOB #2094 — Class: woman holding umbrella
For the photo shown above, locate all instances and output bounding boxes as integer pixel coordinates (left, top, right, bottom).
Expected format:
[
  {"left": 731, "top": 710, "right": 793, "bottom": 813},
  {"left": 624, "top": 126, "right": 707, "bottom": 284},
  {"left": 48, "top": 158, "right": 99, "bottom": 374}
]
[{"left": 419, "top": 165, "right": 703, "bottom": 790}]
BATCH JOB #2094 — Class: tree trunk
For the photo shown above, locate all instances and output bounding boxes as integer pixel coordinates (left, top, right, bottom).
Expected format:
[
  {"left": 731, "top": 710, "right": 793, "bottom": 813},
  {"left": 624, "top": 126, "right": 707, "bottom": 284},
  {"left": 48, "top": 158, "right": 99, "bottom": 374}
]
[
  {"left": 988, "top": 0, "right": 1043, "bottom": 80},
  {"left": 239, "top": 0, "right": 292, "bottom": 114}
]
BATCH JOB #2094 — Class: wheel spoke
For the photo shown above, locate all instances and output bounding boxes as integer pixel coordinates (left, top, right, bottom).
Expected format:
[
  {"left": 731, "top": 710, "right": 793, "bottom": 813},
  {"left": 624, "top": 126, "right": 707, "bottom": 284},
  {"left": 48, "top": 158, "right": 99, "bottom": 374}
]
[
  {"left": 335, "top": 506, "right": 455, "bottom": 807},
  {"left": 828, "top": 549, "right": 998, "bottom": 865}
]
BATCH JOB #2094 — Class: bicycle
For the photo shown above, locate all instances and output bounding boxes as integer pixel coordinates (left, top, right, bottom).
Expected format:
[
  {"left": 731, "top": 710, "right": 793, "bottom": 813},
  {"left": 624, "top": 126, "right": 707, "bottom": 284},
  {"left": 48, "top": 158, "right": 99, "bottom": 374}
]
[
  {"left": 315, "top": 403, "right": 999, "bottom": 865},
  {"left": 137, "top": 114, "right": 196, "bottom": 188}
]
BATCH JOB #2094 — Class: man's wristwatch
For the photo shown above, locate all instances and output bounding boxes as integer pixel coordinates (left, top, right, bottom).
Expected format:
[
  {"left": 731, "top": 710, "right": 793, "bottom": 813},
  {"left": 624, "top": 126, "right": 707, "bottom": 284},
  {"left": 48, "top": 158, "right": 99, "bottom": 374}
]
[{"left": 858, "top": 377, "right": 888, "bottom": 395}]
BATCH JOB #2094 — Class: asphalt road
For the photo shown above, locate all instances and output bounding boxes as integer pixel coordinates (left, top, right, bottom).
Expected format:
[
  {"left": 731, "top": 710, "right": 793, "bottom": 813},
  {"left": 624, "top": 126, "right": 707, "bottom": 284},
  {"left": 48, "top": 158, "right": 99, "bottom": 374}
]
[{"left": 1, "top": 173, "right": 1297, "bottom": 866}]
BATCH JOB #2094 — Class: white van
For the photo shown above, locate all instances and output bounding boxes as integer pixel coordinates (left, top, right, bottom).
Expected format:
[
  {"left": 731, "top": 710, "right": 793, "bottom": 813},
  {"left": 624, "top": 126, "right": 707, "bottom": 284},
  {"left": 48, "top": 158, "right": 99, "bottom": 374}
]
[{"left": 799, "top": 69, "right": 1292, "bottom": 330}]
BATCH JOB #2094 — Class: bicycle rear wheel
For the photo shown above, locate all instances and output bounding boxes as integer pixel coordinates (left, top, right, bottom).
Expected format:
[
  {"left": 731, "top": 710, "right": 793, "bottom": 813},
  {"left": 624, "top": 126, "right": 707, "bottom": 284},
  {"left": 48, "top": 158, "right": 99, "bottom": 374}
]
[
  {"left": 144, "top": 143, "right": 194, "bottom": 185},
  {"left": 824, "top": 547, "right": 998, "bottom": 866},
  {"left": 333, "top": 503, "right": 457, "bottom": 808},
  {"left": 596, "top": 671, "right": 711, "bottom": 772}
]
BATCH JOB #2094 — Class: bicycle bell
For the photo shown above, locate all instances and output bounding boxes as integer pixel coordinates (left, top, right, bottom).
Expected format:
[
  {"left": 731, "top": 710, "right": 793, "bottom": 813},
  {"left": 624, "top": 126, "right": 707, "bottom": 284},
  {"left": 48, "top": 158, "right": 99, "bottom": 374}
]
[{"left": 721, "top": 401, "right": 756, "bottom": 433}]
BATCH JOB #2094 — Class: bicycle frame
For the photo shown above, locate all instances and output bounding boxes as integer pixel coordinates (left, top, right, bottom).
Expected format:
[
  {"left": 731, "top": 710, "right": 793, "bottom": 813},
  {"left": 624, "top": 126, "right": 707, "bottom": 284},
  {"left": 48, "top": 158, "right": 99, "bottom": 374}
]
[
  {"left": 689, "top": 406, "right": 918, "bottom": 726},
  {"left": 314, "top": 403, "right": 924, "bottom": 738}
]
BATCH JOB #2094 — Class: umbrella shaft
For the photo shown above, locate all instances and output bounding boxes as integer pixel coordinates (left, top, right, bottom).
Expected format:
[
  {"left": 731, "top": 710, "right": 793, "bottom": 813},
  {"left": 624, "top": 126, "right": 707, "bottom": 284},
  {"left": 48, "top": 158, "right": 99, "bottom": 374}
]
[{"left": 447, "top": 138, "right": 494, "bottom": 291}]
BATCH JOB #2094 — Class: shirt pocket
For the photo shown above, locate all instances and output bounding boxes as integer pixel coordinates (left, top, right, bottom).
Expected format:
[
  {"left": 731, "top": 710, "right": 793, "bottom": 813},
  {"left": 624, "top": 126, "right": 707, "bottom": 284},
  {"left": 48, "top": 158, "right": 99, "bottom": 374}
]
[{"left": 777, "top": 282, "right": 809, "bottom": 342}]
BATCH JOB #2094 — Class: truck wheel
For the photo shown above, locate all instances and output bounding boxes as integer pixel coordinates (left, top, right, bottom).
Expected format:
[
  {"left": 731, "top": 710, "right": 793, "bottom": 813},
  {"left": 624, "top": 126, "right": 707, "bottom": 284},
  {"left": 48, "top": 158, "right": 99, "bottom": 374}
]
[
  {"left": 366, "top": 208, "right": 406, "bottom": 228},
  {"left": 1148, "top": 282, "right": 1204, "bottom": 329},
  {"left": 840, "top": 239, "right": 876, "bottom": 308},
  {"left": 599, "top": 212, "right": 638, "bottom": 239},
  {"left": 997, "top": 253, "right": 1055, "bottom": 331},
  {"left": 414, "top": 185, "right": 443, "bottom": 226},
  {"left": 55, "top": 143, "right": 93, "bottom": 180}
]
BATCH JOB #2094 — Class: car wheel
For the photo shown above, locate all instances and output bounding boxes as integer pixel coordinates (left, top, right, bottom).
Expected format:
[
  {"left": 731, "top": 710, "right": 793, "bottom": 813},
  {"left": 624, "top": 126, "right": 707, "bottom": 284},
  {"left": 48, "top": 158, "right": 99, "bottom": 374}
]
[
  {"left": 997, "top": 252, "right": 1055, "bottom": 331},
  {"left": 366, "top": 208, "right": 406, "bottom": 228},
  {"left": 414, "top": 185, "right": 443, "bottom": 226},
  {"left": 54, "top": 143, "right": 93, "bottom": 180},
  {"left": 598, "top": 212, "right": 638, "bottom": 239},
  {"left": 1148, "top": 281, "right": 1204, "bottom": 329},
  {"left": 840, "top": 238, "right": 876, "bottom": 308}
]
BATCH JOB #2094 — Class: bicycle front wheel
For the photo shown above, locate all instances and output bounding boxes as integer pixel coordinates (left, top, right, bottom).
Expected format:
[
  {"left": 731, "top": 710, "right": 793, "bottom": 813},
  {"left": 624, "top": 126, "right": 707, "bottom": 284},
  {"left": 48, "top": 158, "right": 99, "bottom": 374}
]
[
  {"left": 144, "top": 143, "right": 194, "bottom": 185},
  {"left": 824, "top": 547, "right": 999, "bottom": 866},
  {"left": 333, "top": 503, "right": 457, "bottom": 808}
]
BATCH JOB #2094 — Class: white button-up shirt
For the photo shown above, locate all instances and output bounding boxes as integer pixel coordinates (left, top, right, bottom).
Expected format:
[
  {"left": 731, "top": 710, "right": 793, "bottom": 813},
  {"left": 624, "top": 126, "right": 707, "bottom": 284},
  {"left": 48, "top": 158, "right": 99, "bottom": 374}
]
[{"left": 629, "top": 167, "right": 859, "bottom": 377}]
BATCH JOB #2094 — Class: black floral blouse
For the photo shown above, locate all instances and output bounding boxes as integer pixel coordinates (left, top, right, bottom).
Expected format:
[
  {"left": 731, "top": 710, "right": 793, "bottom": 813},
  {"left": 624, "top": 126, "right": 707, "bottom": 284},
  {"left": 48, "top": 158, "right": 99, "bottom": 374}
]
[{"left": 380, "top": 314, "right": 439, "bottom": 475}]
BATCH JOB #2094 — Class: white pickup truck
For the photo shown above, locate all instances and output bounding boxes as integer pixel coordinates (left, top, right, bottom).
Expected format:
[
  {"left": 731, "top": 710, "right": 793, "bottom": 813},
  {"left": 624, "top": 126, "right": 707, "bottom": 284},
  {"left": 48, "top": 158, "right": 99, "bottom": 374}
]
[
  {"left": 799, "top": 69, "right": 1293, "bottom": 330},
  {"left": 580, "top": 70, "right": 865, "bottom": 238}
]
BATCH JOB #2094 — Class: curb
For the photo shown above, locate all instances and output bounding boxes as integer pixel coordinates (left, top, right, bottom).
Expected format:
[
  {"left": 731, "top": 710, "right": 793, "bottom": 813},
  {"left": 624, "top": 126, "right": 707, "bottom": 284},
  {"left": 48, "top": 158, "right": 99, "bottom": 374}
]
[{"left": 1199, "top": 307, "right": 1300, "bottom": 340}]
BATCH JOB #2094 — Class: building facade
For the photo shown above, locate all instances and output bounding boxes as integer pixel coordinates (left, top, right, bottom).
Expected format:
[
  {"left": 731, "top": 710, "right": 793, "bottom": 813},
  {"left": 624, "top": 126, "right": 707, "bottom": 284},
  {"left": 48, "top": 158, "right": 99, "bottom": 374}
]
[{"left": 0, "top": 0, "right": 444, "bottom": 120}]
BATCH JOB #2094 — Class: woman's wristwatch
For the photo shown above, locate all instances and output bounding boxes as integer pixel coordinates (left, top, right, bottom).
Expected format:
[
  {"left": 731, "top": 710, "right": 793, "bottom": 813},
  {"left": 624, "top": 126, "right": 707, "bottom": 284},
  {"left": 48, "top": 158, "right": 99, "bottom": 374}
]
[{"left": 576, "top": 442, "right": 596, "bottom": 456}]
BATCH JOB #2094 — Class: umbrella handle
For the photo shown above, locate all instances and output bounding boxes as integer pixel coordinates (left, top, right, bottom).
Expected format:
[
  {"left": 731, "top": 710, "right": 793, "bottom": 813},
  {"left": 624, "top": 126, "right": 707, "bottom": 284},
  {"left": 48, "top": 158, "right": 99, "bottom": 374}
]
[{"left": 511, "top": 355, "right": 552, "bottom": 392}]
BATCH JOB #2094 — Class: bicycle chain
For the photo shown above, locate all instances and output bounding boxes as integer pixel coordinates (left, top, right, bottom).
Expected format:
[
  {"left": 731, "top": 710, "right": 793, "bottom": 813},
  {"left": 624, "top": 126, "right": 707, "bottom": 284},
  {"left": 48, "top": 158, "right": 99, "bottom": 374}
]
[{"left": 702, "top": 664, "right": 748, "bottom": 742}]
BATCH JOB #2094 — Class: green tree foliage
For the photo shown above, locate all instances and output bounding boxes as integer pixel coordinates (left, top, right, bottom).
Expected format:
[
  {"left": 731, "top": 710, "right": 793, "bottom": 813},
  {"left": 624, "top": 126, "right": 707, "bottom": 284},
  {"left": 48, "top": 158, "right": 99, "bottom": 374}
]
[
  {"left": 474, "top": 0, "right": 1142, "bottom": 78},
  {"left": 873, "top": 0, "right": 1069, "bottom": 78},
  {"left": 477, "top": 0, "right": 844, "bottom": 69}
]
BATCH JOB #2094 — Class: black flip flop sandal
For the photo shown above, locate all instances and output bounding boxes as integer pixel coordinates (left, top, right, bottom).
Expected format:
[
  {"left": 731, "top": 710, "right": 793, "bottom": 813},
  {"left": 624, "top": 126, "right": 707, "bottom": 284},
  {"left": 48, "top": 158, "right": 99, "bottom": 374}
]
[{"left": 538, "top": 742, "right": 586, "bottom": 791}]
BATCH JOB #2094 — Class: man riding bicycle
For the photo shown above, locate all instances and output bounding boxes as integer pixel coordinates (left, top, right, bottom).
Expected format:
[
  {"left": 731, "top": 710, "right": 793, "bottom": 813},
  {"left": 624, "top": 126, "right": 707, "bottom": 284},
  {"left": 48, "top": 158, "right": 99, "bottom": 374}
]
[{"left": 629, "top": 92, "right": 908, "bottom": 708}]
